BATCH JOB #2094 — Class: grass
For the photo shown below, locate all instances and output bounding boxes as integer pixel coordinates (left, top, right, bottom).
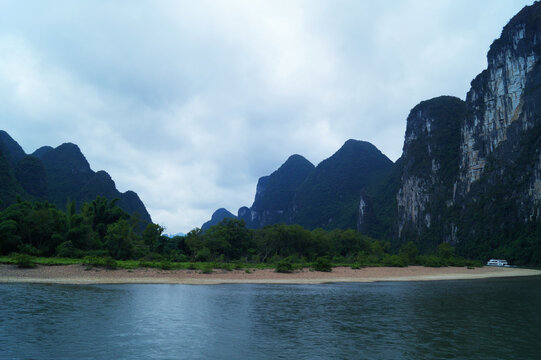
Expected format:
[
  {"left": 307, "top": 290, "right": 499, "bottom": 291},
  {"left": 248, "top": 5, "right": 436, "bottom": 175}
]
[{"left": 0, "top": 255, "right": 484, "bottom": 270}]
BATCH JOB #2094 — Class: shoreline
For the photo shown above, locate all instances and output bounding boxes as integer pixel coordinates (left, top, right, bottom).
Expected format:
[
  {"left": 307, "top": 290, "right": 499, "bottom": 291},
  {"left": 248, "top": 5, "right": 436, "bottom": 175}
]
[{"left": 1, "top": 264, "right": 540, "bottom": 285}]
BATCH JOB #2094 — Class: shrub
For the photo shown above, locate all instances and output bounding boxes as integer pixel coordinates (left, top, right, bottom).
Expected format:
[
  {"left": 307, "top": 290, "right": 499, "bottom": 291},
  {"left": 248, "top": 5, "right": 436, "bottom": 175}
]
[
  {"left": 275, "top": 259, "right": 293, "bottom": 273},
  {"left": 420, "top": 255, "right": 445, "bottom": 268},
  {"left": 82, "top": 256, "right": 117, "bottom": 269},
  {"left": 13, "top": 253, "right": 36, "bottom": 268},
  {"left": 159, "top": 260, "right": 172, "bottom": 270},
  {"left": 18, "top": 244, "right": 39, "bottom": 256},
  {"left": 312, "top": 257, "right": 332, "bottom": 272},
  {"left": 56, "top": 241, "right": 77, "bottom": 258},
  {"left": 82, "top": 256, "right": 104, "bottom": 267},
  {"left": 103, "top": 257, "right": 118, "bottom": 270},
  {"left": 382, "top": 254, "right": 407, "bottom": 267},
  {"left": 232, "top": 261, "right": 244, "bottom": 270},
  {"left": 200, "top": 263, "right": 213, "bottom": 274}
]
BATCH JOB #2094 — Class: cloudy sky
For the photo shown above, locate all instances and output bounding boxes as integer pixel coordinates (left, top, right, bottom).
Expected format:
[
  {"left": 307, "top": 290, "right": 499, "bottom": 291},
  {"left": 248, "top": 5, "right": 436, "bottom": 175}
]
[{"left": 0, "top": 0, "right": 532, "bottom": 233}]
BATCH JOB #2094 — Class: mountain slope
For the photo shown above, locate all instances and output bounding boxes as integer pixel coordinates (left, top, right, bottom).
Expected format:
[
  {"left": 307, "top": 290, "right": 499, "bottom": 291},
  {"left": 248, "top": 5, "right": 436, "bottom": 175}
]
[
  {"left": 291, "top": 139, "right": 394, "bottom": 230},
  {"left": 239, "top": 154, "right": 315, "bottom": 228},
  {"left": 202, "top": 208, "right": 237, "bottom": 231},
  {"left": 0, "top": 132, "right": 152, "bottom": 224},
  {"left": 397, "top": 2, "right": 541, "bottom": 262}
]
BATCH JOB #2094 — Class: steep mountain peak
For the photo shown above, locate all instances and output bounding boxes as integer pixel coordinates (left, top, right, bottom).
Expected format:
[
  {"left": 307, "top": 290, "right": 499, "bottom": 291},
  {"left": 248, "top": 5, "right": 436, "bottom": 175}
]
[
  {"left": 0, "top": 130, "right": 26, "bottom": 166},
  {"left": 41, "top": 142, "right": 92, "bottom": 174},
  {"left": 32, "top": 146, "right": 54, "bottom": 159},
  {"left": 334, "top": 139, "right": 389, "bottom": 161},
  {"left": 201, "top": 208, "right": 237, "bottom": 231},
  {"left": 283, "top": 154, "right": 314, "bottom": 167}
]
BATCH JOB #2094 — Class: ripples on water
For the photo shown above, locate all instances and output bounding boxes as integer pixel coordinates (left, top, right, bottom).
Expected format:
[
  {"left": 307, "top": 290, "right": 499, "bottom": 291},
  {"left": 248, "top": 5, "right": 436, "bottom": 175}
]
[{"left": 1, "top": 276, "right": 540, "bottom": 360}]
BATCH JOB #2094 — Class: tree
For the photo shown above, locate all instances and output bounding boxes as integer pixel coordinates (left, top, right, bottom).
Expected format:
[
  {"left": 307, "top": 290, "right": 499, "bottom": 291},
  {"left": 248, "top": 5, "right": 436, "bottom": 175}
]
[
  {"left": 104, "top": 219, "right": 135, "bottom": 260},
  {"left": 142, "top": 223, "right": 165, "bottom": 253},
  {"left": 437, "top": 242, "right": 455, "bottom": 259},
  {"left": 399, "top": 241, "right": 419, "bottom": 264}
]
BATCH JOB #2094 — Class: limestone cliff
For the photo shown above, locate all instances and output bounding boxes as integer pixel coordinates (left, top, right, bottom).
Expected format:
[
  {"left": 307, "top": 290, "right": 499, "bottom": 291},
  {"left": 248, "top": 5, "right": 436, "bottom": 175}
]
[{"left": 397, "top": 2, "right": 541, "bottom": 261}]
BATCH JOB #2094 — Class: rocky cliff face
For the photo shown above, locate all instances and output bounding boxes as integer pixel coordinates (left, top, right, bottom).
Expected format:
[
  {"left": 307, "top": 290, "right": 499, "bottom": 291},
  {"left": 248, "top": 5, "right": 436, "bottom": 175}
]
[
  {"left": 397, "top": 3, "right": 541, "bottom": 260},
  {"left": 397, "top": 97, "right": 467, "bottom": 247}
]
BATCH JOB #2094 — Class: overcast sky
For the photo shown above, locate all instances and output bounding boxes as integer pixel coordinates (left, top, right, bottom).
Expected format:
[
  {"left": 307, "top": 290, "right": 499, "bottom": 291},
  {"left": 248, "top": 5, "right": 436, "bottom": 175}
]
[{"left": 0, "top": 0, "right": 532, "bottom": 233}]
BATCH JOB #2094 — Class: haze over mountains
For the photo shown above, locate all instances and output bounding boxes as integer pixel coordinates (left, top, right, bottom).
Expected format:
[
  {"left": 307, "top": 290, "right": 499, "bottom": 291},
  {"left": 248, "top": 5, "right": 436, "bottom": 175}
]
[
  {"left": 203, "top": 2, "right": 541, "bottom": 262},
  {"left": 0, "top": 131, "right": 151, "bottom": 224}
]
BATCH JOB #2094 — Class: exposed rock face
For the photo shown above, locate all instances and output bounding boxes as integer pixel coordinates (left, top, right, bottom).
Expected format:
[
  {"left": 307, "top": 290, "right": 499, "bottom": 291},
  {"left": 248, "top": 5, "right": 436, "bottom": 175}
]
[
  {"left": 397, "top": 96, "right": 467, "bottom": 247},
  {"left": 460, "top": 10, "right": 540, "bottom": 193},
  {"left": 397, "top": 3, "right": 541, "bottom": 258}
]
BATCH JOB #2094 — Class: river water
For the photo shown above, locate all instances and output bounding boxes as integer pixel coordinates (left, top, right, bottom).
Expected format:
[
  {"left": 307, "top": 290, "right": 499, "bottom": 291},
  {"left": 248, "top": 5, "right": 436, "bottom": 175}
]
[{"left": 1, "top": 276, "right": 540, "bottom": 359}]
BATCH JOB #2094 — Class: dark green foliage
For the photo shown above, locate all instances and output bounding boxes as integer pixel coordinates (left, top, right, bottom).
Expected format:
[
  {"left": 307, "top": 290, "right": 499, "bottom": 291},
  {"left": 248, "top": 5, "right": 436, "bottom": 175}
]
[
  {"left": 0, "top": 196, "right": 480, "bottom": 267},
  {"left": 200, "top": 263, "right": 213, "bottom": 274},
  {"left": 247, "top": 155, "right": 315, "bottom": 227},
  {"left": 0, "top": 131, "right": 151, "bottom": 225},
  {"left": 292, "top": 140, "right": 394, "bottom": 230},
  {"left": 159, "top": 259, "right": 172, "bottom": 270},
  {"left": 312, "top": 257, "right": 332, "bottom": 272},
  {"left": 382, "top": 254, "right": 407, "bottom": 267},
  {"left": 56, "top": 241, "right": 78, "bottom": 258},
  {"left": 104, "top": 219, "right": 135, "bottom": 260},
  {"left": 275, "top": 259, "right": 293, "bottom": 273},
  {"left": 398, "top": 241, "right": 419, "bottom": 265},
  {"left": 15, "top": 156, "right": 48, "bottom": 198},
  {"left": 13, "top": 253, "right": 36, "bottom": 268}
]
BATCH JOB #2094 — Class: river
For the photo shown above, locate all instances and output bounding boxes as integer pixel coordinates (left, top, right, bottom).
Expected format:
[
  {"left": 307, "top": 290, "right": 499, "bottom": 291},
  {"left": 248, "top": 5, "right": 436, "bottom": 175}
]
[{"left": 1, "top": 276, "right": 540, "bottom": 359}]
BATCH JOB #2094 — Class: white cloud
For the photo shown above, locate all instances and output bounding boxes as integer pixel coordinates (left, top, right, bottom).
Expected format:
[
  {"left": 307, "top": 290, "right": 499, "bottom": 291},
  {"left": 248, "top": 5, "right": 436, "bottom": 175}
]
[{"left": 0, "top": 0, "right": 532, "bottom": 232}]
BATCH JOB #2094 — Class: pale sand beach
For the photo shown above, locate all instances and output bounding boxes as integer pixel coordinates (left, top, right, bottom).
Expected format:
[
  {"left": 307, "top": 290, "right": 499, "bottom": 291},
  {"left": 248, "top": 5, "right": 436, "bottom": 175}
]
[{"left": 1, "top": 264, "right": 540, "bottom": 285}]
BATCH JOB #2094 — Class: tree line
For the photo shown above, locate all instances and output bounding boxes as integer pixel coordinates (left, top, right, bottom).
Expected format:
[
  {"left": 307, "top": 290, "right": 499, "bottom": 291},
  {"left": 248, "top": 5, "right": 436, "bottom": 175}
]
[{"left": 0, "top": 197, "right": 480, "bottom": 268}]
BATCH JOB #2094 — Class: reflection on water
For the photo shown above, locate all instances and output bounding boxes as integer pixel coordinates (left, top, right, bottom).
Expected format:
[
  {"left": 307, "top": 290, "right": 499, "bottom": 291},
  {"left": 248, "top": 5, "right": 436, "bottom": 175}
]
[{"left": 1, "top": 276, "right": 540, "bottom": 360}]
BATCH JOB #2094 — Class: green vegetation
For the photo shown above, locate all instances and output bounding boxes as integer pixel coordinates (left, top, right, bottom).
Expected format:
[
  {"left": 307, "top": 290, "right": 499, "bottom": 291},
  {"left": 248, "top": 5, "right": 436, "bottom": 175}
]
[
  {"left": 0, "top": 198, "right": 482, "bottom": 272},
  {"left": 312, "top": 257, "right": 332, "bottom": 272},
  {"left": 275, "top": 259, "right": 294, "bottom": 273},
  {"left": 13, "top": 253, "right": 36, "bottom": 268}
]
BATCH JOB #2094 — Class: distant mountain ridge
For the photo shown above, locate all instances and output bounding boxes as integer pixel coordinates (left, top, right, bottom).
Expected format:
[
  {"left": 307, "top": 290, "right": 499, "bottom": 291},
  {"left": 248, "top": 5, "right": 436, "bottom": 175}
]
[
  {"left": 0, "top": 130, "right": 151, "bottom": 224},
  {"left": 205, "top": 139, "right": 394, "bottom": 232},
  {"left": 201, "top": 2, "right": 541, "bottom": 265}
]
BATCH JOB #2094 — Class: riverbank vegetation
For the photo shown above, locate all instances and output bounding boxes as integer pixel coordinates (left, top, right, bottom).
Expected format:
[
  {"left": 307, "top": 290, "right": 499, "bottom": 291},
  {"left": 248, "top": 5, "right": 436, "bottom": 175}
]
[{"left": 0, "top": 198, "right": 482, "bottom": 271}]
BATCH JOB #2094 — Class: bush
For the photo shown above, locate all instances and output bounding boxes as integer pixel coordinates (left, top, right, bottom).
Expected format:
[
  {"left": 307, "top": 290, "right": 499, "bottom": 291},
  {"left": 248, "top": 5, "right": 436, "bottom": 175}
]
[
  {"left": 200, "top": 263, "right": 213, "bottom": 274},
  {"left": 159, "top": 260, "right": 172, "bottom": 270},
  {"left": 18, "top": 244, "right": 39, "bottom": 256},
  {"left": 312, "top": 257, "right": 332, "bottom": 272},
  {"left": 275, "top": 259, "right": 293, "bottom": 273},
  {"left": 232, "top": 261, "right": 244, "bottom": 270},
  {"left": 13, "top": 253, "right": 36, "bottom": 268},
  {"left": 195, "top": 247, "right": 211, "bottom": 262},
  {"left": 103, "top": 257, "right": 118, "bottom": 270},
  {"left": 82, "top": 256, "right": 117, "bottom": 269},
  {"left": 382, "top": 254, "right": 407, "bottom": 267},
  {"left": 420, "top": 255, "right": 445, "bottom": 268},
  {"left": 56, "top": 241, "right": 77, "bottom": 258},
  {"left": 82, "top": 256, "right": 104, "bottom": 267}
]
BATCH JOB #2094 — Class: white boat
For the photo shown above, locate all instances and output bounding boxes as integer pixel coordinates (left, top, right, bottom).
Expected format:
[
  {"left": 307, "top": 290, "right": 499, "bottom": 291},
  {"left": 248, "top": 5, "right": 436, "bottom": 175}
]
[{"left": 486, "top": 259, "right": 509, "bottom": 267}]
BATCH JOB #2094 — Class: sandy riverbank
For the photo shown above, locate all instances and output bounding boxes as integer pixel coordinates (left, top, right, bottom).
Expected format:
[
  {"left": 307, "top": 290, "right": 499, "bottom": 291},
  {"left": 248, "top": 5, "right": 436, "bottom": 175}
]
[{"left": 1, "top": 264, "right": 540, "bottom": 285}]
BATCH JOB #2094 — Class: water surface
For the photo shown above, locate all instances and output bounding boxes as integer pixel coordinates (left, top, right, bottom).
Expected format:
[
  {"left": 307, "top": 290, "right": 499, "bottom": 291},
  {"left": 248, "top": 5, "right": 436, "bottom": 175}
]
[{"left": 1, "top": 276, "right": 540, "bottom": 359}]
